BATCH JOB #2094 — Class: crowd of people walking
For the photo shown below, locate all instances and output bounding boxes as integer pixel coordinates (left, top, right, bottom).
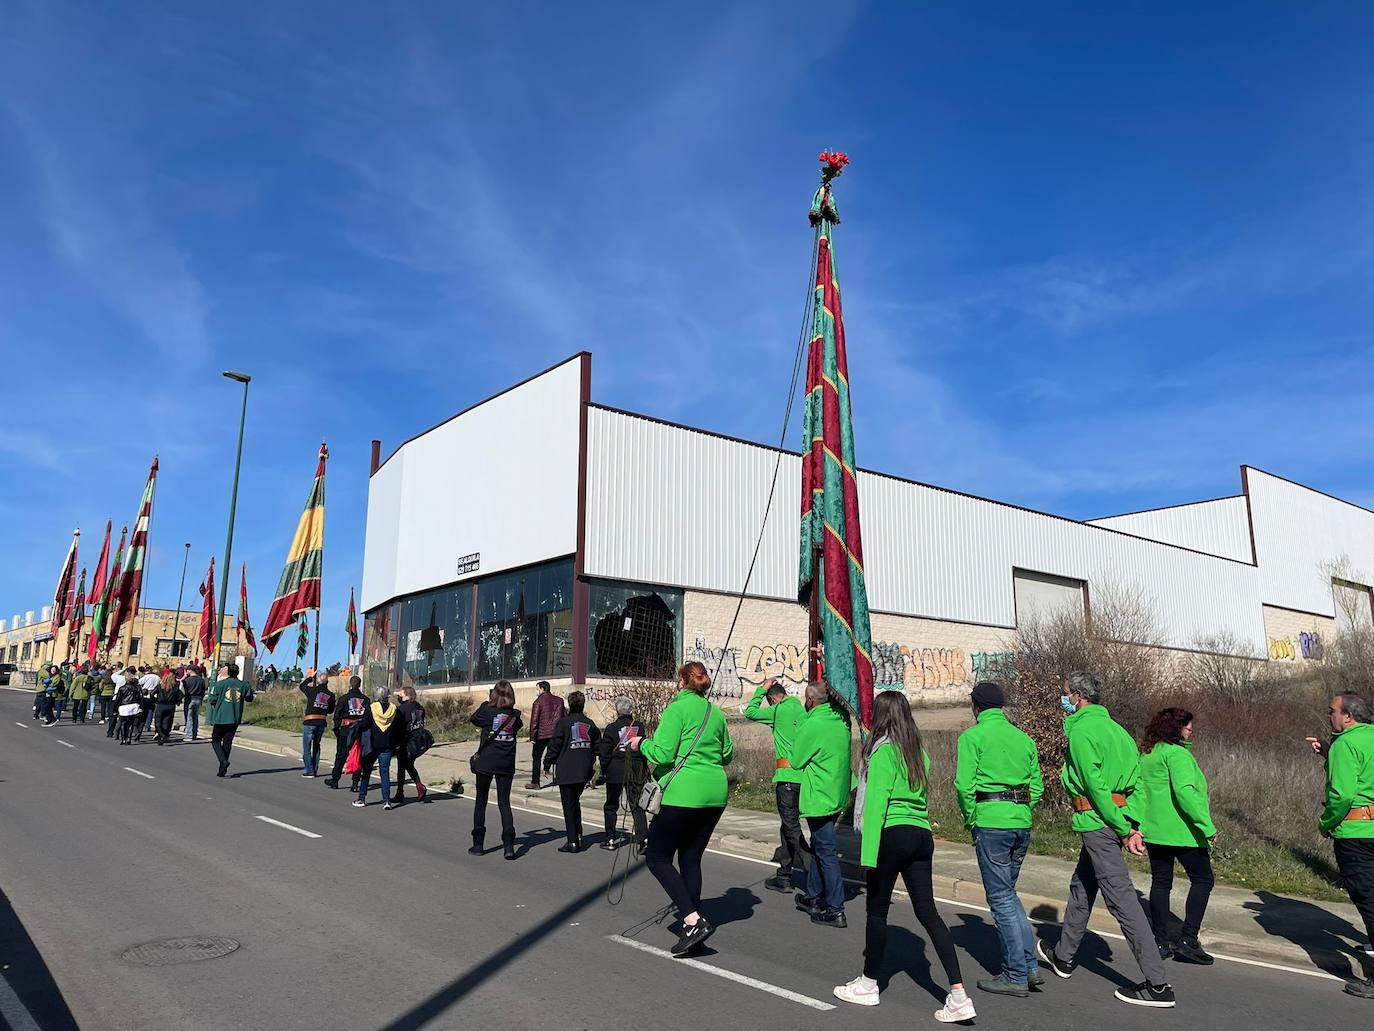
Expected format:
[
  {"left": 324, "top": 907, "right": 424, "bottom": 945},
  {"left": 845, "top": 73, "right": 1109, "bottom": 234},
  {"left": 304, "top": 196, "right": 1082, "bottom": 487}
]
[{"left": 23, "top": 655, "right": 1374, "bottom": 1018}]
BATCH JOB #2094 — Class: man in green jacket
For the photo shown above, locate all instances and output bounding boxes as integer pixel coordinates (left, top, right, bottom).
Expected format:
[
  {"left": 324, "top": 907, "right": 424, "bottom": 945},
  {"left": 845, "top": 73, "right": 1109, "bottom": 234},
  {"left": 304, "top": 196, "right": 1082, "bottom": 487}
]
[
  {"left": 955, "top": 681, "right": 1044, "bottom": 997},
  {"left": 69, "top": 664, "right": 90, "bottom": 723},
  {"left": 206, "top": 662, "right": 254, "bottom": 778},
  {"left": 745, "top": 677, "right": 808, "bottom": 892},
  {"left": 790, "top": 681, "right": 853, "bottom": 928},
  {"left": 1308, "top": 692, "right": 1374, "bottom": 1000},
  {"left": 1038, "top": 672, "right": 1175, "bottom": 1010}
]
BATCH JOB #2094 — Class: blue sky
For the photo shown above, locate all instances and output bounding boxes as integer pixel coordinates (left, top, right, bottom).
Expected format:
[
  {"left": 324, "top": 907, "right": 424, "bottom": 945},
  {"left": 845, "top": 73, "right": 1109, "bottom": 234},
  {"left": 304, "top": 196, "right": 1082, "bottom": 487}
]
[{"left": 2, "top": 2, "right": 1372, "bottom": 661}]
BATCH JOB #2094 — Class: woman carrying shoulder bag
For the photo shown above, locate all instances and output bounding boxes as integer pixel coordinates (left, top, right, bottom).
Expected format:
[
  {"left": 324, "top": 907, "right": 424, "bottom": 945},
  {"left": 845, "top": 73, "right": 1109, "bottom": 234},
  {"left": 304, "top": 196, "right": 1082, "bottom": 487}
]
[{"left": 629, "top": 661, "right": 733, "bottom": 956}]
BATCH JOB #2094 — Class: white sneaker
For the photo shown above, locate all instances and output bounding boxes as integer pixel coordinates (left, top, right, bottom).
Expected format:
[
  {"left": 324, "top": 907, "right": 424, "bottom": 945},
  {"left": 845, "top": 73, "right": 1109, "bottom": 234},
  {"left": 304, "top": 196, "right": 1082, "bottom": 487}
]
[
  {"left": 934, "top": 991, "right": 976, "bottom": 1023},
  {"left": 833, "top": 975, "right": 880, "bottom": 1007}
]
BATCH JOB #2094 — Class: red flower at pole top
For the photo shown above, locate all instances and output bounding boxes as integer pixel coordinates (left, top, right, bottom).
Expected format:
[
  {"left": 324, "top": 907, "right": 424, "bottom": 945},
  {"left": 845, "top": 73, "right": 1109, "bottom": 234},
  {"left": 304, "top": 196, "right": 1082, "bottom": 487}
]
[{"left": 818, "top": 150, "right": 850, "bottom": 182}]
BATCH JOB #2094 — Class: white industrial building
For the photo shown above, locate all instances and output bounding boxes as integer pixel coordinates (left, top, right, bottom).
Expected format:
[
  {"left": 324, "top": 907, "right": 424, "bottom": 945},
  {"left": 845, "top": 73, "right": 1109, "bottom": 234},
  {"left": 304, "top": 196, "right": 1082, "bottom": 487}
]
[{"left": 359, "top": 353, "right": 1374, "bottom": 703}]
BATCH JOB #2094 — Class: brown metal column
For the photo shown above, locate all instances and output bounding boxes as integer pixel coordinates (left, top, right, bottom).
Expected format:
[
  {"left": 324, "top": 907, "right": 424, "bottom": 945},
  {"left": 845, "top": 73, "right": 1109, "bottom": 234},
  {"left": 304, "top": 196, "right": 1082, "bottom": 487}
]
[{"left": 571, "top": 352, "right": 592, "bottom": 685}]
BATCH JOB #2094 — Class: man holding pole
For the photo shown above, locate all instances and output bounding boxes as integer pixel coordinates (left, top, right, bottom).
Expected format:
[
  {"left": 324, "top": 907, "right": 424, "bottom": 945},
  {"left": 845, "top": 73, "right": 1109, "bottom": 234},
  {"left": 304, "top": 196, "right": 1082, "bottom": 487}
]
[
  {"left": 790, "top": 681, "right": 853, "bottom": 928},
  {"left": 745, "top": 677, "right": 808, "bottom": 891}
]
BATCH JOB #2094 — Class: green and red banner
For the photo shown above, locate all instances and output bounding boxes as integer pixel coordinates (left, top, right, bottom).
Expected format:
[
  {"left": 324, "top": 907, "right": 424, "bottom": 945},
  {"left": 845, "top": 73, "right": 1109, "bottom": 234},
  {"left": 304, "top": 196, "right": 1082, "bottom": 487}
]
[
  {"left": 67, "top": 568, "right": 87, "bottom": 660},
  {"left": 107, "top": 457, "right": 159, "bottom": 650},
  {"left": 296, "top": 612, "right": 309, "bottom": 661},
  {"left": 262, "top": 443, "right": 327, "bottom": 651},
  {"left": 345, "top": 587, "right": 358, "bottom": 658},
  {"left": 238, "top": 564, "right": 258, "bottom": 655},
  {"left": 89, "top": 526, "right": 126, "bottom": 661},
  {"left": 798, "top": 151, "right": 876, "bottom": 728}
]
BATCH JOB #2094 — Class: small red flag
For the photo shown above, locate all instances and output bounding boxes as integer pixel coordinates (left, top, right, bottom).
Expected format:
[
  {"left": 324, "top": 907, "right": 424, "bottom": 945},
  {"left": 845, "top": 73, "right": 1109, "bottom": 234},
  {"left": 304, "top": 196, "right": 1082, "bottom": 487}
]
[{"left": 197, "top": 556, "right": 217, "bottom": 659}]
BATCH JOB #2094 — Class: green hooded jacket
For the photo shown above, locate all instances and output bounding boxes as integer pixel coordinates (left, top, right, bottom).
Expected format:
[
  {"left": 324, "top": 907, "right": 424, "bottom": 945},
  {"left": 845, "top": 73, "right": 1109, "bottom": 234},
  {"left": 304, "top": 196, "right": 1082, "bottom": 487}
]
[
  {"left": 743, "top": 685, "right": 805, "bottom": 785},
  {"left": 1060, "top": 704, "right": 1140, "bottom": 837},
  {"left": 206, "top": 677, "right": 254, "bottom": 726},
  {"left": 1132, "top": 741, "right": 1216, "bottom": 847},
  {"left": 70, "top": 673, "right": 90, "bottom": 701},
  {"left": 789, "top": 702, "right": 853, "bottom": 819},
  {"left": 954, "top": 708, "right": 1043, "bottom": 830},
  {"left": 641, "top": 690, "right": 734, "bottom": 808},
  {"left": 860, "top": 743, "right": 931, "bottom": 867},
  {"left": 1322, "top": 721, "right": 1374, "bottom": 839},
  {"left": 98, "top": 674, "right": 116, "bottom": 697}
]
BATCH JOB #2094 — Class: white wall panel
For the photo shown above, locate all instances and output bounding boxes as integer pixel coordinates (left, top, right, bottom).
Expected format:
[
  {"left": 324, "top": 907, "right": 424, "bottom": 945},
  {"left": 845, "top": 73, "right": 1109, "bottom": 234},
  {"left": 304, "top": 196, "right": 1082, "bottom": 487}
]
[
  {"left": 1247, "top": 467, "right": 1374, "bottom": 617},
  {"left": 1088, "top": 497, "right": 1252, "bottom": 563},
  {"left": 361, "top": 358, "right": 582, "bottom": 611},
  {"left": 586, "top": 409, "right": 1268, "bottom": 652}
]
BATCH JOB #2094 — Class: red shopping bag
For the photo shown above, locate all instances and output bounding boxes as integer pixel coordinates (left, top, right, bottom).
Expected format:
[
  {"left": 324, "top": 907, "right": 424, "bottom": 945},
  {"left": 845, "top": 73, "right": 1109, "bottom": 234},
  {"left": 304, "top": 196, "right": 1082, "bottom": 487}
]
[{"left": 343, "top": 739, "right": 362, "bottom": 776}]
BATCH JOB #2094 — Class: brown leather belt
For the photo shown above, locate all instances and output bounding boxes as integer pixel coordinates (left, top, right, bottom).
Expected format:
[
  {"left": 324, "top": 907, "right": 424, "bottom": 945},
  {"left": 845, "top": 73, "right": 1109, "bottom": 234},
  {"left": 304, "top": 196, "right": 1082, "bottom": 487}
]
[
  {"left": 1072, "top": 792, "right": 1127, "bottom": 813},
  {"left": 1345, "top": 804, "right": 1374, "bottom": 822},
  {"left": 776, "top": 757, "right": 792, "bottom": 770}
]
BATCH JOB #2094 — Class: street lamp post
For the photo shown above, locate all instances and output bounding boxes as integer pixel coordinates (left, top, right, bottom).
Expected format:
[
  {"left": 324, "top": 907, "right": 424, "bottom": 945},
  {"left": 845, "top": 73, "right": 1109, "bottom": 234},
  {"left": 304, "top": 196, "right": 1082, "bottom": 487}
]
[
  {"left": 215, "top": 371, "right": 251, "bottom": 672},
  {"left": 170, "top": 542, "right": 191, "bottom": 662}
]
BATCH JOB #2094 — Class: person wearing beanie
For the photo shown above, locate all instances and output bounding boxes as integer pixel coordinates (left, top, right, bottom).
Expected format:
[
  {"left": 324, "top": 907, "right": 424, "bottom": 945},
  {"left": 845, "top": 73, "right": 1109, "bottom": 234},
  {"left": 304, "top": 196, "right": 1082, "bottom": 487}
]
[{"left": 954, "top": 681, "right": 1044, "bottom": 998}]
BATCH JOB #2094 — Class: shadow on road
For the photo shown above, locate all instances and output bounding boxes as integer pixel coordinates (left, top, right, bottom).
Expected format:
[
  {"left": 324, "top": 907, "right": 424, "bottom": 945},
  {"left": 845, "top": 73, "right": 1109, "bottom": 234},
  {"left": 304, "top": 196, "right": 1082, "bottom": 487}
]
[
  {"left": 379, "top": 865, "right": 648, "bottom": 1030},
  {"left": 0, "top": 882, "right": 79, "bottom": 1030},
  {"left": 1244, "top": 890, "right": 1369, "bottom": 980}
]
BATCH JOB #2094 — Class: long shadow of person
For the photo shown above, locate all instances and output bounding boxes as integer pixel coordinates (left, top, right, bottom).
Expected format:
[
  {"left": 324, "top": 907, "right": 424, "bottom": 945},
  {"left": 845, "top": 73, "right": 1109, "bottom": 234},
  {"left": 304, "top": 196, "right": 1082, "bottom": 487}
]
[
  {"left": 947, "top": 912, "right": 1012, "bottom": 978},
  {"left": 512, "top": 827, "right": 567, "bottom": 859},
  {"left": 703, "top": 885, "right": 762, "bottom": 929},
  {"left": 1243, "top": 890, "right": 1367, "bottom": 979},
  {"left": 877, "top": 926, "right": 944, "bottom": 1002},
  {"left": 1026, "top": 903, "right": 1136, "bottom": 990}
]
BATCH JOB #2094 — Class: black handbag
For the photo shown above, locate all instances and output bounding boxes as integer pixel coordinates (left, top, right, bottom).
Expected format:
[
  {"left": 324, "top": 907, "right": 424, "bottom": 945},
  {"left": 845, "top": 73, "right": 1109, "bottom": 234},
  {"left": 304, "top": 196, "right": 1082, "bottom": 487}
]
[{"left": 408, "top": 727, "right": 435, "bottom": 760}]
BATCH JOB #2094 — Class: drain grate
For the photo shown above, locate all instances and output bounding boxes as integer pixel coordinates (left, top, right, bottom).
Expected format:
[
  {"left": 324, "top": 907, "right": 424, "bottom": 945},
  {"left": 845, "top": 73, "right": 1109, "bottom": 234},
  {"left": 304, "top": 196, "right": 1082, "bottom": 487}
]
[{"left": 120, "top": 936, "right": 241, "bottom": 967}]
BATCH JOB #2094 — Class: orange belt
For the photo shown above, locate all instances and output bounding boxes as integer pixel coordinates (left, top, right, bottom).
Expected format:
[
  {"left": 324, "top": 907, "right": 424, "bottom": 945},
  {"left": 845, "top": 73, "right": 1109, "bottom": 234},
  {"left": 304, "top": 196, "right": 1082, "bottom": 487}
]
[
  {"left": 1072, "top": 792, "right": 1127, "bottom": 813},
  {"left": 1345, "top": 805, "right": 1374, "bottom": 822},
  {"left": 776, "top": 758, "right": 792, "bottom": 770}
]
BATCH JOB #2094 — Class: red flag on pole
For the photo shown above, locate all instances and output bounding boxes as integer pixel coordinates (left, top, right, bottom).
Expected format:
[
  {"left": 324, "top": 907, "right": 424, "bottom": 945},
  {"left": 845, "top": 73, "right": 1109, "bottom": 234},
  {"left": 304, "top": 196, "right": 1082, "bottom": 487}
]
[
  {"left": 89, "top": 526, "right": 126, "bottom": 662},
  {"left": 107, "top": 457, "right": 159, "bottom": 649},
  {"left": 67, "top": 568, "right": 87, "bottom": 661},
  {"left": 345, "top": 587, "right": 358, "bottom": 658},
  {"left": 197, "top": 556, "right": 217, "bottom": 659},
  {"left": 238, "top": 563, "right": 258, "bottom": 655},
  {"left": 262, "top": 444, "right": 327, "bottom": 651},
  {"left": 51, "top": 529, "right": 79, "bottom": 637}
]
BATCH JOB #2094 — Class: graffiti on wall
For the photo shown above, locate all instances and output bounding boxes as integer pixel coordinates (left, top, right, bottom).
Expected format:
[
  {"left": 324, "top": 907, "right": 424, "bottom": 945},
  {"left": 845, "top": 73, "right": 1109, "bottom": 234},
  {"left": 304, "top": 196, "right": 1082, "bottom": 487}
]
[
  {"left": 1299, "top": 631, "right": 1324, "bottom": 661},
  {"left": 690, "top": 634, "right": 1015, "bottom": 699},
  {"left": 1269, "top": 637, "right": 1296, "bottom": 661}
]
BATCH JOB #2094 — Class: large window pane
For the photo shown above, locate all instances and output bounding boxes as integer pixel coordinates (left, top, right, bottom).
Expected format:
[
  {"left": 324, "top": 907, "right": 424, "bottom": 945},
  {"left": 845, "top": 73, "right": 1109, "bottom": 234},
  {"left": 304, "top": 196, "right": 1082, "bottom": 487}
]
[
  {"left": 398, "top": 585, "right": 472, "bottom": 688},
  {"left": 588, "top": 579, "right": 683, "bottom": 678},
  {"left": 361, "top": 602, "right": 400, "bottom": 692},
  {"left": 474, "top": 559, "right": 574, "bottom": 682}
]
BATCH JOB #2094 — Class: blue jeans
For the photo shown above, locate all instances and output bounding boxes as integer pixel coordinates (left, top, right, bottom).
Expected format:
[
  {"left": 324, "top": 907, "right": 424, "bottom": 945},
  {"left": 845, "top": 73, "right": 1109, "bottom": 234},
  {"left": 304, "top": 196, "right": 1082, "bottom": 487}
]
[
  {"left": 805, "top": 815, "right": 845, "bottom": 913},
  {"left": 301, "top": 723, "right": 325, "bottom": 774},
  {"left": 358, "top": 750, "right": 392, "bottom": 803},
  {"left": 973, "top": 826, "right": 1037, "bottom": 984},
  {"left": 183, "top": 701, "right": 200, "bottom": 739},
  {"left": 55, "top": 699, "right": 67, "bottom": 720}
]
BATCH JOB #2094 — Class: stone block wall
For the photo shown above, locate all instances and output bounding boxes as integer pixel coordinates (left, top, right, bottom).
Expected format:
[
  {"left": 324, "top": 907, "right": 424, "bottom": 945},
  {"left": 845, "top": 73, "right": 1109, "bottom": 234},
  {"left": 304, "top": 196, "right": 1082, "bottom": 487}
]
[{"left": 1261, "top": 606, "right": 1334, "bottom": 663}]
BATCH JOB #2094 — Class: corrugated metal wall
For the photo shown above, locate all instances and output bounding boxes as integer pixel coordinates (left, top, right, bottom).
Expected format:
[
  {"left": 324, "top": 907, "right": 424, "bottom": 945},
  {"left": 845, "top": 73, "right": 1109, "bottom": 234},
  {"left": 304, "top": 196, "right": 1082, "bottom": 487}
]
[
  {"left": 1247, "top": 467, "right": 1374, "bottom": 617},
  {"left": 585, "top": 407, "right": 1268, "bottom": 651},
  {"left": 1087, "top": 497, "right": 1252, "bottom": 563}
]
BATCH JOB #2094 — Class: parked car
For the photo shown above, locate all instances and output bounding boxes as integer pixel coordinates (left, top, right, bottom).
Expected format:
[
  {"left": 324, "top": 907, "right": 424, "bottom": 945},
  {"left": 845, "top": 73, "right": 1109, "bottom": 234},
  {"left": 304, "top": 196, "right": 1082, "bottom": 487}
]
[{"left": 0, "top": 662, "right": 17, "bottom": 686}]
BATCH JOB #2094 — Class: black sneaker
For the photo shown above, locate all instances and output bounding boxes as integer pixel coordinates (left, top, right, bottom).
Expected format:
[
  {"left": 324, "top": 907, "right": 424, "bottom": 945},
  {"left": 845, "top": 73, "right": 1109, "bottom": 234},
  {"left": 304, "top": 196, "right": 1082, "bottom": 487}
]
[
  {"left": 763, "top": 874, "right": 792, "bottom": 893},
  {"left": 795, "top": 894, "right": 820, "bottom": 916},
  {"left": 1114, "top": 982, "right": 1176, "bottom": 1008},
  {"left": 1343, "top": 978, "right": 1374, "bottom": 1000},
  {"left": 1037, "top": 939, "right": 1074, "bottom": 979},
  {"left": 671, "top": 918, "right": 715, "bottom": 956},
  {"left": 1173, "top": 938, "right": 1214, "bottom": 965},
  {"left": 811, "top": 909, "right": 848, "bottom": 929},
  {"left": 1157, "top": 939, "right": 1175, "bottom": 961}
]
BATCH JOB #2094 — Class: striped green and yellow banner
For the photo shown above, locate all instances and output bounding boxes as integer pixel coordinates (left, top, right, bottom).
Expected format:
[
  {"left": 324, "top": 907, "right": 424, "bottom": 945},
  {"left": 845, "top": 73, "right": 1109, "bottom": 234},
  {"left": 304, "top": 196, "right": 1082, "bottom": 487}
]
[{"left": 261, "top": 443, "right": 327, "bottom": 651}]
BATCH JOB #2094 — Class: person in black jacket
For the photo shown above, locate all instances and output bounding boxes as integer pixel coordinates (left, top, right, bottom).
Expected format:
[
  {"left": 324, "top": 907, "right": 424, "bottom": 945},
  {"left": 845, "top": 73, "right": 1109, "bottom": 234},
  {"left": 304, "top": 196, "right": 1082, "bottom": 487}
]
[
  {"left": 353, "top": 685, "right": 404, "bottom": 809},
  {"left": 326, "top": 676, "right": 370, "bottom": 790},
  {"left": 152, "top": 670, "right": 183, "bottom": 745},
  {"left": 299, "top": 673, "right": 336, "bottom": 778},
  {"left": 599, "top": 695, "right": 649, "bottom": 852},
  {"left": 544, "top": 690, "right": 601, "bottom": 854},
  {"left": 393, "top": 686, "right": 429, "bottom": 805},
  {"left": 469, "top": 680, "right": 522, "bottom": 860},
  {"left": 181, "top": 665, "right": 207, "bottom": 741},
  {"left": 114, "top": 676, "right": 142, "bottom": 745}
]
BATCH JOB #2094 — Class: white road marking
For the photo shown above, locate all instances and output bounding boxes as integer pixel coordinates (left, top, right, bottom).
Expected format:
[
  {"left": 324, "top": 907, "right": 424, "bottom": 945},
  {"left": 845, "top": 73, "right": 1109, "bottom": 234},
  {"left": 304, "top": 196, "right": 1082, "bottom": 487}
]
[
  {"left": 235, "top": 743, "right": 291, "bottom": 758},
  {"left": 455, "top": 794, "right": 1346, "bottom": 985},
  {"left": 15, "top": 721, "right": 27, "bottom": 728},
  {"left": 123, "top": 767, "right": 155, "bottom": 780},
  {"left": 253, "top": 815, "right": 322, "bottom": 839},
  {"left": 609, "top": 935, "right": 836, "bottom": 1011},
  {"left": 57, "top": 740, "right": 75, "bottom": 748},
  {"left": 0, "top": 972, "right": 43, "bottom": 1031}
]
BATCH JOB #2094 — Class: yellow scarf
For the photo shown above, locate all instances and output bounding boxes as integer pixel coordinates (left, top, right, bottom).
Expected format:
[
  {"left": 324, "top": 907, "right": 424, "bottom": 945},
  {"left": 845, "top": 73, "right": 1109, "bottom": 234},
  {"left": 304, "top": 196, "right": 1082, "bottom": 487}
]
[{"left": 371, "top": 701, "right": 397, "bottom": 731}]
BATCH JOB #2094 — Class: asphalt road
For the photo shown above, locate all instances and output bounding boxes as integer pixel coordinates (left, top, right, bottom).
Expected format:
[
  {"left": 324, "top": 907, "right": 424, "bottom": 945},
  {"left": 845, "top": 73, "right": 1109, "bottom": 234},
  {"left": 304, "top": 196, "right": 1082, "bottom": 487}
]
[{"left": 0, "top": 689, "right": 1368, "bottom": 1030}]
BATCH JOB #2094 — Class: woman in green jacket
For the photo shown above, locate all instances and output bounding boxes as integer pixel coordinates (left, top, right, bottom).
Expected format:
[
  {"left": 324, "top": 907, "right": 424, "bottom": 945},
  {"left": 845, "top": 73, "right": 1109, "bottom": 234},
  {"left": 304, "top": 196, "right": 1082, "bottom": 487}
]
[
  {"left": 629, "top": 660, "right": 733, "bottom": 957},
  {"left": 1135, "top": 707, "right": 1218, "bottom": 965},
  {"left": 834, "top": 691, "right": 974, "bottom": 1023}
]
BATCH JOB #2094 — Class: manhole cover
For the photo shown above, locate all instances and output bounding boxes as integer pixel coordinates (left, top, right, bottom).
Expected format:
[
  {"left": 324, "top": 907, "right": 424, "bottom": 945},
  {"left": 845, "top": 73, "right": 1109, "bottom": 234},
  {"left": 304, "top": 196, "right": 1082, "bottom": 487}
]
[{"left": 120, "top": 936, "right": 240, "bottom": 966}]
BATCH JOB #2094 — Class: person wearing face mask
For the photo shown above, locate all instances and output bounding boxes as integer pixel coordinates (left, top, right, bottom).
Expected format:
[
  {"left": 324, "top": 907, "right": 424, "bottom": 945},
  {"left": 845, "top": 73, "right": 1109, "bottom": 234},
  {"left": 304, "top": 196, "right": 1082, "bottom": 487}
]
[
  {"left": 1134, "top": 707, "right": 1218, "bottom": 966},
  {"left": 1308, "top": 692, "right": 1374, "bottom": 1001},
  {"left": 1037, "top": 672, "right": 1176, "bottom": 1010}
]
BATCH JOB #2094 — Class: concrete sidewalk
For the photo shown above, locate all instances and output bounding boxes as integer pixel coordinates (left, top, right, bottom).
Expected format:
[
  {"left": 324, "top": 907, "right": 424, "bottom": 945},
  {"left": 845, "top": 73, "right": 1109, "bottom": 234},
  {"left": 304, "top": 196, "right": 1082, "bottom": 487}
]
[{"left": 232, "top": 718, "right": 1370, "bottom": 981}]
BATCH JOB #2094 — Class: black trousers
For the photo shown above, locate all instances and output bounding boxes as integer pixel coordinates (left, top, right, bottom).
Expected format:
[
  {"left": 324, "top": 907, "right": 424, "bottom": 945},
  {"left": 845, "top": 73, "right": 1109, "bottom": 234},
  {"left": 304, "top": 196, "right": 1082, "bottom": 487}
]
[
  {"left": 154, "top": 705, "right": 176, "bottom": 740},
  {"left": 1146, "top": 842, "right": 1215, "bottom": 941},
  {"left": 474, "top": 772, "right": 515, "bottom": 840},
  {"left": 107, "top": 703, "right": 119, "bottom": 736},
  {"left": 71, "top": 700, "right": 85, "bottom": 722},
  {"left": 100, "top": 697, "right": 112, "bottom": 722},
  {"left": 211, "top": 723, "right": 238, "bottom": 772},
  {"left": 645, "top": 804, "right": 724, "bottom": 919},
  {"left": 603, "top": 781, "right": 649, "bottom": 843},
  {"left": 330, "top": 723, "right": 360, "bottom": 782},
  {"left": 559, "top": 782, "right": 585, "bottom": 842},
  {"left": 117, "top": 714, "right": 139, "bottom": 743},
  {"left": 1335, "top": 837, "right": 1374, "bottom": 944},
  {"left": 775, "top": 781, "right": 806, "bottom": 874},
  {"left": 864, "top": 825, "right": 962, "bottom": 984},
  {"left": 530, "top": 740, "right": 550, "bottom": 783},
  {"left": 395, "top": 749, "right": 423, "bottom": 796}
]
